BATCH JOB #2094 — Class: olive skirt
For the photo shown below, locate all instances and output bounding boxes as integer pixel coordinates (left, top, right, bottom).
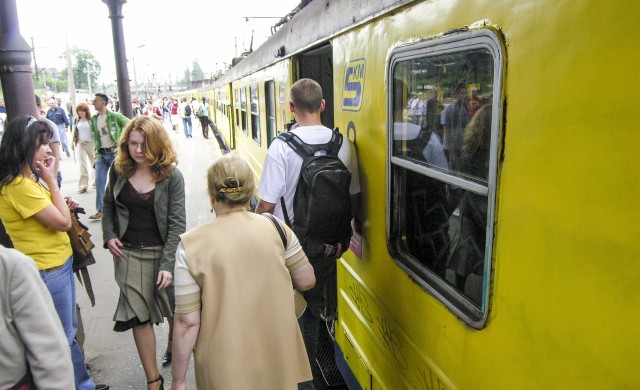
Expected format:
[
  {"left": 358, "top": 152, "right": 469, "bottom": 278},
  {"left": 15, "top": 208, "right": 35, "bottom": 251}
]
[{"left": 112, "top": 246, "right": 173, "bottom": 332}]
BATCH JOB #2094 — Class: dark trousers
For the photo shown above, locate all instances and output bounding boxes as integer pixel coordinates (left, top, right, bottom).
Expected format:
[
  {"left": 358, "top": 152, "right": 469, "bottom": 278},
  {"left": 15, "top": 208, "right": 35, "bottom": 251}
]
[
  {"left": 298, "top": 256, "right": 336, "bottom": 389},
  {"left": 199, "top": 116, "right": 209, "bottom": 138}
]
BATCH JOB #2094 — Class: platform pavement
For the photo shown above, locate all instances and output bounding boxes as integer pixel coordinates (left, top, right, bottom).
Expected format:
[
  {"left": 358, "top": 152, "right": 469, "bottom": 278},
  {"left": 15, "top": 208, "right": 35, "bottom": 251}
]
[{"left": 59, "top": 119, "right": 222, "bottom": 389}]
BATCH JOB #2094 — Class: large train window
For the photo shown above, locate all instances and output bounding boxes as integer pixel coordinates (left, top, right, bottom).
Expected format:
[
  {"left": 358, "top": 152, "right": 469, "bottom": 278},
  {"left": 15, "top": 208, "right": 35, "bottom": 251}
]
[
  {"left": 250, "top": 83, "right": 261, "bottom": 144},
  {"left": 387, "top": 31, "right": 503, "bottom": 328}
]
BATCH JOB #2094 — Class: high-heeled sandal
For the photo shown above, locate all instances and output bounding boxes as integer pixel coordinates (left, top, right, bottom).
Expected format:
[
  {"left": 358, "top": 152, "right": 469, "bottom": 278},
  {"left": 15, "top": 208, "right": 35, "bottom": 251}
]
[{"left": 147, "top": 375, "right": 164, "bottom": 390}]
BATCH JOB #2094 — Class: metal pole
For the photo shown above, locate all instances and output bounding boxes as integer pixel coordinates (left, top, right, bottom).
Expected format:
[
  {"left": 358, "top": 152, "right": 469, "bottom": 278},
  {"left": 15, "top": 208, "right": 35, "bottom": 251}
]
[
  {"left": 133, "top": 57, "right": 138, "bottom": 97},
  {"left": 103, "top": 0, "right": 132, "bottom": 118},
  {"left": 0, "top": 0, "right": 38, "bottom": 121},
  {"left": 30, "top": 37, "right": 39, "bottom": 80},
  {"left": 87, "top": 67, "right": 92, "bottom": 95},
  {"left": 65, "top": 32, "right": 76, "bottom": 111}
]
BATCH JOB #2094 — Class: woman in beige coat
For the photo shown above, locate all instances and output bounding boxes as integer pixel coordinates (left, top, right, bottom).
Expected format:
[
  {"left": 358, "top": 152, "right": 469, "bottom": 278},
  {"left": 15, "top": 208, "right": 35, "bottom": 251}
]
[{"left": 171, "top": 155, "right": 315, "bottom": 389}]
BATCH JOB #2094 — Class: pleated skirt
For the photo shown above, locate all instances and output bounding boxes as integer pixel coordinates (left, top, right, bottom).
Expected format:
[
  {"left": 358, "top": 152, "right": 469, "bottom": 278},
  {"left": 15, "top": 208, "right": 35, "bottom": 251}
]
[{"left": 112, "top": 246, "right": 173, "bottom": 332}]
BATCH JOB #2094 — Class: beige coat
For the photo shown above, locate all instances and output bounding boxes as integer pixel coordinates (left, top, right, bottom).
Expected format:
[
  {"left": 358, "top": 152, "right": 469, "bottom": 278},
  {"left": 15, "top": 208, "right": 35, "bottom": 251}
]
[
  {"left": 180, "top": 211, "right": 312, "bottom": 389},
  {"left": 0, "top": 246, "right": 74, "bottom": 389}
]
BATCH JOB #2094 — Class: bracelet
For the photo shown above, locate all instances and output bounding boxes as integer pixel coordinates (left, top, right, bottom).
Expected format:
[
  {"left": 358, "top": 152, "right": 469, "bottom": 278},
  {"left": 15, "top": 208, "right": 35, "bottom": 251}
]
[{"left": 51, "top": 188, "right": 60, "bottom": 193}]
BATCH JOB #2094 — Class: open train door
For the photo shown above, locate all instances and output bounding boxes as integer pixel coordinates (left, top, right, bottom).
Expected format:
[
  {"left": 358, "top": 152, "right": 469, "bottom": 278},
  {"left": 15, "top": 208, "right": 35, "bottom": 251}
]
[
  {"left": 295, "top": 43, "right": 346, "bottom": 388},
  {"left": 296, "top": 43, "right": 334, "bottom": 129}
]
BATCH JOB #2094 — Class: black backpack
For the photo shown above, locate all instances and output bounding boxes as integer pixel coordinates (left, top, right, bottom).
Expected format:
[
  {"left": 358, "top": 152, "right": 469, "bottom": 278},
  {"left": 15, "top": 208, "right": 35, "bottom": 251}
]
[
  {"left": 278, "top": 130, "right": 352, "bottom": 258},
  {"left": 184, "top": 104, "right": 192, "bottom": 117}
]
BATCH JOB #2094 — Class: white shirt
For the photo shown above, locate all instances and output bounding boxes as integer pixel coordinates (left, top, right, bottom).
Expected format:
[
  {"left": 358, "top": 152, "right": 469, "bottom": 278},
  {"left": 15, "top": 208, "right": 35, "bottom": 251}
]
[
  {"left": 257, "top": 125, "right": 361, "bottom": 222},
  {"left": 76, "top": 119, "right": 92, "bottom": 141}
]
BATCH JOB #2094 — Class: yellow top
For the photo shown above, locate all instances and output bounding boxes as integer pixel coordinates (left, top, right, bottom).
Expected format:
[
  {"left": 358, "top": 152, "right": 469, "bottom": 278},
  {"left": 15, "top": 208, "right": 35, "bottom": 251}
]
[{"left": 0, "top": 177, "right": 72, "bottom": 270}]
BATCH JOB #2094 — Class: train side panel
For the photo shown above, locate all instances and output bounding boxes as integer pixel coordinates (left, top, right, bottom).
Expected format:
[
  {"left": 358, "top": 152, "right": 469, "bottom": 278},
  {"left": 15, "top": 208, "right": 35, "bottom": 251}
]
[{"left": 333, "top": 0, "right": 640, "bottom": 389}]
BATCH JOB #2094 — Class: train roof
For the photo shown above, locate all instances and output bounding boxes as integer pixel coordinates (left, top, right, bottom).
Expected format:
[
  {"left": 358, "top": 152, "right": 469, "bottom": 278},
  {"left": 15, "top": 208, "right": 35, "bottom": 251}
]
[{"left": 215, "top": 0, "right": 414, "bottom": 86}]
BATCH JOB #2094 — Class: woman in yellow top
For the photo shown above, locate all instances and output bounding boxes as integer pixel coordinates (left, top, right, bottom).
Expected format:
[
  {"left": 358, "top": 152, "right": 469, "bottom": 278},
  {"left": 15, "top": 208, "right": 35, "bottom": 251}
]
[
  {"left": 171, "top": 155, "right": 315, "bottom": 389},
  {"left": 0, "top": 115, "right": 106, "bottom": 390}
]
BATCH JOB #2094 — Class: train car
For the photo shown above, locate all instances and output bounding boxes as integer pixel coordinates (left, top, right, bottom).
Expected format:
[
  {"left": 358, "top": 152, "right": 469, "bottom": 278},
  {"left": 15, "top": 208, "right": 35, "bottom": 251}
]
[{"left": 200, "top": 0, "right": 640, "bottom": 388}]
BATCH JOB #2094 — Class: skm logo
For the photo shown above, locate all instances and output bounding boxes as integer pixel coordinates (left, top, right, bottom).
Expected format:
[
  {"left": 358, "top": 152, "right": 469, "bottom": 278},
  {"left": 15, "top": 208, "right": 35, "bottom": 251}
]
[{"left": 342, "top": 59, "right": 365, "bottom": 112}]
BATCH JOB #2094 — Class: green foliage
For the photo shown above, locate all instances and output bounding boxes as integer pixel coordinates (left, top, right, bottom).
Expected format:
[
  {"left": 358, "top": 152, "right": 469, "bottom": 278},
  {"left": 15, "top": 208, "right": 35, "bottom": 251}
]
[
  {"left": 71, "top": 48, "right": 101, "bottom": 90},
  {"left": 181, "top": 66, "right": 191, "bottom": 85},
  {"left": 191, "top": 60, "right": 204, "bottom": 81}
]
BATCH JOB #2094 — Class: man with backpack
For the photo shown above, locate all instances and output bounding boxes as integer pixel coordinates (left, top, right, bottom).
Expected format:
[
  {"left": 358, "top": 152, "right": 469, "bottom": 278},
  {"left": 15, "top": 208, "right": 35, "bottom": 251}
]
[
  {"left": 178, "top": 97, "right": 192, "bottom": 138},
  {"left": 256, "top": 78, "right": 361, "bottom": 389}
]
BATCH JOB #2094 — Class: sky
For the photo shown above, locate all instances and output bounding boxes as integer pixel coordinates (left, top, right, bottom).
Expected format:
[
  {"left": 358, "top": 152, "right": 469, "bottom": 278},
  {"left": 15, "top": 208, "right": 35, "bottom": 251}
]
[{"left": 16, "top": 0, "right": 301, "bottom": 87}]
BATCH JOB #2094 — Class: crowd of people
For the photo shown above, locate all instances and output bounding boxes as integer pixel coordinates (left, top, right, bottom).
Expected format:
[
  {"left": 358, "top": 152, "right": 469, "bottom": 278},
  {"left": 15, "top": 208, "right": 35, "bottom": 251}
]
[{"left": 0, "top": 79, "right": 361, "bottom": 389}]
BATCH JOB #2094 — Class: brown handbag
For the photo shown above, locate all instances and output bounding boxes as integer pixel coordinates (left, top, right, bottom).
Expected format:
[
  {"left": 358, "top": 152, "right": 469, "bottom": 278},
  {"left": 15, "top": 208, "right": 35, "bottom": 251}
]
[{"left": 67, "top": 209, "right": 95, "bottom": 257}]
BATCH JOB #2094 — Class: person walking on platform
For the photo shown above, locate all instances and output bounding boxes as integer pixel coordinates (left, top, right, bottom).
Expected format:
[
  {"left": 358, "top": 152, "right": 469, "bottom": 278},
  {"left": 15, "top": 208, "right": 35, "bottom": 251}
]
[
  {"left": 46, "top": 98, "right": 71, "bottom": 158},
  {"left": 72, "top": 103, "right": 96, "bottom": 194},
  {"left": 178, "top": 98, "right": 192, "bottom": 138},
  {"left": 171, "top": 155, "right": 314, "bottom": 389},
  {"left": 102, "top": 116, "right": 185, "bottom": 390},
  {"left": 0, "top": 115, "right": 109, "bottom": 390},
  {"left": 89, "top": 93, "right": 130, "bottom": 221},
  {"left": 197, "top": 97, "right": 209, "bottom": 139}
]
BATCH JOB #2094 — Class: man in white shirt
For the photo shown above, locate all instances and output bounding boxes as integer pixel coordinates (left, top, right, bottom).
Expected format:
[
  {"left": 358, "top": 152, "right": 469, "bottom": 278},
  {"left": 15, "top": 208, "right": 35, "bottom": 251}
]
[{"left": 255, "top": 78, "right": 361, "bottom": 390}]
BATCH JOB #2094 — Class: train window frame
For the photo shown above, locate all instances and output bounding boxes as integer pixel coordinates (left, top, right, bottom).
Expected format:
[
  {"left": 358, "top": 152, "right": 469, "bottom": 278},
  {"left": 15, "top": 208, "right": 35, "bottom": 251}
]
[
  {"left": 250, "top": 83, "right": 261, "bottom": 144},
  {"left": 386, "top": 29, "right": 504, "bottom": 329},
  {"left": 265, "top": 80, "right": 276, "bottom": 147}
]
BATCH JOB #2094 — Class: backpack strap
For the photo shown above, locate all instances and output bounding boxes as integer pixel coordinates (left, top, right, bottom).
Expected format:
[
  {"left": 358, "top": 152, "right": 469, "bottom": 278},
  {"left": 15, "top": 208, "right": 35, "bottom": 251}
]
[{"left": 263, "top": 213, "right": 288, "bottom": 249}]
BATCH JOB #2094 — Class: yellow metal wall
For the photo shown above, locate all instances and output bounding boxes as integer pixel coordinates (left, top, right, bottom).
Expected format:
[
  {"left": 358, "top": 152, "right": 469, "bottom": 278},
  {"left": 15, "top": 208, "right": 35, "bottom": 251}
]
[{"left": 333, "top": 0, "right": 640, "bottom": 388}]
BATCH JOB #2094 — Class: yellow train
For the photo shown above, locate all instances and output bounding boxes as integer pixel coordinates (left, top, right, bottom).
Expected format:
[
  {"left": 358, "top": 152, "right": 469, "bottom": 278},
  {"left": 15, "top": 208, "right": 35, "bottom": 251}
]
[{"left": 184, "top": 0, "right": 640, "bottom": 388}]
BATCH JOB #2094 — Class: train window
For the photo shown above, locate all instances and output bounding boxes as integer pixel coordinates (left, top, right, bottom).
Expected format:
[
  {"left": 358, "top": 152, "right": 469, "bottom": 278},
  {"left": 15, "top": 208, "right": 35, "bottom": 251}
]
[
  {"left": 265, "top": 80, "right": 276, "bottom": 146},
  {"left": 234, "top": 88, "right": 240, "bottom": 128},
  {"left": 387, "top": 31, "right": 503, "bottom": 328},
  {"left": 250, "top": 83, "right": 261, "bottom": 143},
  {"left": 240, "top": 87, "right": 248, "bottom": 134}
]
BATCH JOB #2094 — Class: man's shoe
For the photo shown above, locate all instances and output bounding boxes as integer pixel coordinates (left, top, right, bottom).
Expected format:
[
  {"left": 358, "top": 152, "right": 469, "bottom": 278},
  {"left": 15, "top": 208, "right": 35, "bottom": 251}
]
[
  {"left": 95, "top": 385, "right": 109, "bottom": 390},
  {"left": 78, "top": 188, "right": 87, "bottom": 194},
  {"left": 66, "top": 151, "right": 71, "bottom": 157},
  {"left": 88, "top": 212, "right": 102, "bottom": 220}
]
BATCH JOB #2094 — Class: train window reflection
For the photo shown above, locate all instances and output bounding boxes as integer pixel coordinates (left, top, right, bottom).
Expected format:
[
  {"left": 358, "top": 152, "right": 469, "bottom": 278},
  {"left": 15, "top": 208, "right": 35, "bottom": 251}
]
[
  {"left": 387, "top": 35, "right": 502, "bottom": 325},
  {"left": 240, "top": 86, "right": 248, "bottom": 134},
  {"left": 250, "top": 84, "right": 260, "bottom": 143}
]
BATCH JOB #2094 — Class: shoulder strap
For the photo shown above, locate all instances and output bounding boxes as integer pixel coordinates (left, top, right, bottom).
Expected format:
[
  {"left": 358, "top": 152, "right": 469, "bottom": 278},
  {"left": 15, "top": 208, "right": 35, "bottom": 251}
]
[
  {"left": 263, "top": 213, "right": 288, "bottom": 249},
  {"left": 278, "top": 130, "right": 344, "bottom": 158}
]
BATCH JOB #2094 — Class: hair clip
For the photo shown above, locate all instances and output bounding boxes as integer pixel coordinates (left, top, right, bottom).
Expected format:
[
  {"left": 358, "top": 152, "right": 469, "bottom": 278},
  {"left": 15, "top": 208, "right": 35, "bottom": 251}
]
[{"left": 218, "top": 187, "right": 244, "bottom": 193}]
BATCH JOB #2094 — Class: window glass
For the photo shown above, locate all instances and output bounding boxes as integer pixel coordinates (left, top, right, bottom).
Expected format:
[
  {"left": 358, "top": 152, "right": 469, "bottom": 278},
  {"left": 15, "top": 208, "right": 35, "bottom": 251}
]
[
  {"left": 240, "top": 87, "right": 247, "bottom": 133},
  {"left": 250, "top": 84, "right": 260, "bottom": 143},
  {"left": 234, "top": 88, "right": 240, "bottom": 127},
  {"left": 388, "top": 34, "right": 501, "bottom": 325}
]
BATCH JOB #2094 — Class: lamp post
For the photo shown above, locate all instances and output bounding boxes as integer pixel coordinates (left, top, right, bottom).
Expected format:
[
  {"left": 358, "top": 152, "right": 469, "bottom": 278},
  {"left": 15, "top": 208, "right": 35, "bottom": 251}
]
[
  {"left": 85, "top": 67, "right": 92, "bottom": 95},
  {"left": 132, "top": 44, "right": 145, "bottom": 98},
  {"left": 102, "top": 0, "right": 132, "bottom": 118}
]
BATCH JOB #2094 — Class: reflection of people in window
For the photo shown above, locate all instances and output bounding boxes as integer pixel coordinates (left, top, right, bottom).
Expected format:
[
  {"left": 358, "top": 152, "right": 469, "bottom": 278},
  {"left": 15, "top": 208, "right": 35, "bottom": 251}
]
[
  {"left": 441, "top": 83, "right": 470, "bottom": 168},
  {"left": 446, "top": 104, "right": 492, "bottom": 305},
  {"left": 393, "top": 110, "right": 450, "bottom": 276}
]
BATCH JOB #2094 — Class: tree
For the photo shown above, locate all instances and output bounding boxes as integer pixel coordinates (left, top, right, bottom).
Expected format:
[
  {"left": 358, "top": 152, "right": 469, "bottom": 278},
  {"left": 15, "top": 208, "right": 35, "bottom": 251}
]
[
  {"left": 191, "top": 60, "right": 204, "bottom": 81},
  {"left": 71, "top": 48, "right": 101, "bottom": 90},
  {"left": 181, "top": 66, "right": 191, "bottom": 85}
]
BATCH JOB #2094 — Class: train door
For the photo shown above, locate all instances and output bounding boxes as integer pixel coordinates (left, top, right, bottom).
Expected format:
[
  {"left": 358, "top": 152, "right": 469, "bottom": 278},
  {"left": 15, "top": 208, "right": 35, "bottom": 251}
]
[{"left": 296, "top": 43, "right": 334, "bottom": 129}]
